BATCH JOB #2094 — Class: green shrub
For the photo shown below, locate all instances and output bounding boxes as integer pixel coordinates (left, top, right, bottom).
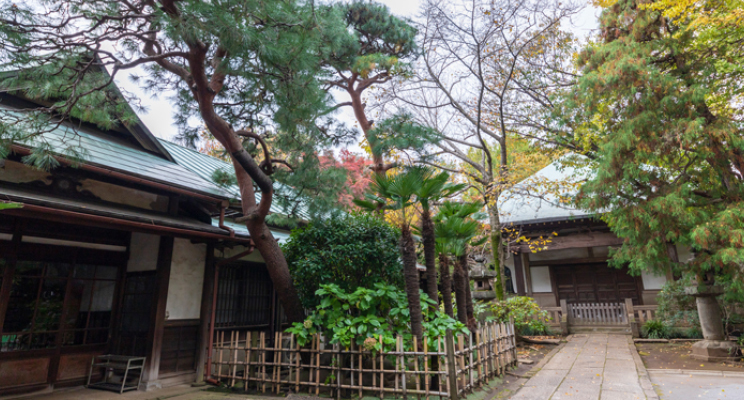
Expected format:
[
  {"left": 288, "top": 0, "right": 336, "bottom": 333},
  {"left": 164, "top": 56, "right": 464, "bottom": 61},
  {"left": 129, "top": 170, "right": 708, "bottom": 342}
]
[
  {"left": 286, "top": 283, "right": 468, "bottom": 350},
  {"left": 657, "top": 274, "right": 744, "bottom": 336},
  {"left": 642, "top": 320, "right": 672, "bottom": 339},
  {"left": 683, "top": 326, "right": 703, "bottom": 339},
  {"left": 483, "top": 296, "right": 551, "bottom": 336},
  {"left": 283, "top": 214, "right": 404, "bottom": 309}
]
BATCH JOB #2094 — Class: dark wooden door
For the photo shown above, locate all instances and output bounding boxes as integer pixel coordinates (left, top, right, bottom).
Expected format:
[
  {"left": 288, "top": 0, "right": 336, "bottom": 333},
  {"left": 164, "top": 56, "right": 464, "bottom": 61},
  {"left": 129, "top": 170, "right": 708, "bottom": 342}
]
[
  {"left": 552, "top": 263, "right": 642, "bottom": 305},
  {"left": 113, "top": 271, "right": 157, "bottom": 357}
]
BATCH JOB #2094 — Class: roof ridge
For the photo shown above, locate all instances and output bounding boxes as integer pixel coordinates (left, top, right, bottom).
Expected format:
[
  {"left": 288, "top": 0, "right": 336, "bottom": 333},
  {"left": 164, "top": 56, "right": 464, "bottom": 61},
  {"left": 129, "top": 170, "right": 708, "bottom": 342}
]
[{"left": 157, "top": 137, "right": 233, "bottom": 169}]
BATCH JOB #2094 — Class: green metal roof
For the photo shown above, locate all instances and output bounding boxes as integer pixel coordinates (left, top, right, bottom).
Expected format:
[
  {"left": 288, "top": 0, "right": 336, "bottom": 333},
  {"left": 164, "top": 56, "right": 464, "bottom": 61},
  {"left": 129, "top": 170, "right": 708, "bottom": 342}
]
[
  {"left": 159, "top": 139, "right": 311, "bottom": 220},
  {"left": 1, "top": 107, "right": 232, "bottom": 199}
]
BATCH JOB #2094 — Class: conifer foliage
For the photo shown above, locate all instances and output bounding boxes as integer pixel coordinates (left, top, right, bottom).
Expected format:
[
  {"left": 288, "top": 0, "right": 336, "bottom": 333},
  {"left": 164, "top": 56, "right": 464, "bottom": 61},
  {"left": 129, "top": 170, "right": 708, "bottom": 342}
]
[
  {"left": 0, "top": 0, "right": 360, "bottom": 323},
  {"left": 556, "top": 0, "right": 744, "bottom": 327}
]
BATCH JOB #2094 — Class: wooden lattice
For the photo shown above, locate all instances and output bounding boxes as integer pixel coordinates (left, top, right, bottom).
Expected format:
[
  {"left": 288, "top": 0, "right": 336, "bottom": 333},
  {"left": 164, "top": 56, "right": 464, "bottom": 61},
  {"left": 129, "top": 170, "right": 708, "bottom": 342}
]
[{"left": 211, "top": 321, "right": 517, "bottom": 400}]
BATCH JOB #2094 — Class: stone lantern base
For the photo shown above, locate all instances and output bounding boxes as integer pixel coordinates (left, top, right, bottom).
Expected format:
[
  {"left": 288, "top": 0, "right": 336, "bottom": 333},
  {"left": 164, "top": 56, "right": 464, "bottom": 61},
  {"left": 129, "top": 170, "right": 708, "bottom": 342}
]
[{"left": 691, "top": 340, "right": 740, "bottom": 362}]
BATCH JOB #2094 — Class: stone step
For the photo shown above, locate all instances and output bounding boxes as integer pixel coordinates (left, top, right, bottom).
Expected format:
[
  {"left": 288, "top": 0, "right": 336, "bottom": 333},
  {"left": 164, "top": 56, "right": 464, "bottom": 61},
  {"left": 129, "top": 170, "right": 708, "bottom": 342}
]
[{"left": 569, "top": 325, "right": 632, "bottom": 334}]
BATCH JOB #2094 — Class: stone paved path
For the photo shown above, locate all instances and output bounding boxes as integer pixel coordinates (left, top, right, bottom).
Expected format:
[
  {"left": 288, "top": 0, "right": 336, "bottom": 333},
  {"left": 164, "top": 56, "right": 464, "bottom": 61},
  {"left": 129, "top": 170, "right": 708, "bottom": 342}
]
[{"left": 509, "top": 334, "right": 657, "bottom": 400}]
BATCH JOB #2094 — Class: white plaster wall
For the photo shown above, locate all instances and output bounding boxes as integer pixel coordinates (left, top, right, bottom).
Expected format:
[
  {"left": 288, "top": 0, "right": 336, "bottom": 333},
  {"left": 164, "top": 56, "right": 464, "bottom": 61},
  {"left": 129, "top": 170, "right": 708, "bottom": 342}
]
[
  {"left": 529, "top": 247, "right": 589, "bottom": 262},
  {"left": 0, "top": 160, "right": 51, "bottom": 184},
  {"left": 166, "top": 238, "right": 207, "bottom": 320},
  {"left": 641, "top": 271, "right": 667, "bottom": 290},
  {"left": 591, "top": 246, "right": 611, "bottom": 258},
  {"left": 218, "top": 245, "right": 265, "bottom": 263},
  {"left": 530, "top": 266, "right": 553, "bottom": 293},
  {"left": 79, "top": 179, "right": 168, "bottom": 212},
  {"left": 127, "top": 232, "right": 159, "bottom": 272}
]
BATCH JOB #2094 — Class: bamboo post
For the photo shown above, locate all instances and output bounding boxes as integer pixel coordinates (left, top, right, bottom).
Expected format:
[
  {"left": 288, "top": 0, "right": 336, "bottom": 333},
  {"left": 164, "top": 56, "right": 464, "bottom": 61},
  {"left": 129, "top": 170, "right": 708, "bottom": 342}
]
[
  {"left": 423, "top": 336, "right": 430, "bottom": 400},
  {"left": 273, "top": 332, "right": 280, "bottom": 394},
  {"left": 467, "top": 333, "right": 474, "bottom": 390},
  {"left": 399, "top": 336, "right": 407, "bottom": 399},
  {"left": 475, "top": 328, "right": 482, "bottom": 385},
  {"left": 335, "top": 343, "right": 341, "bottom": 400},
  {"left": 379, "top": 335, "right": 384, "bottom": 400},
  {"left": 493, "top": 323, "right": 501, "bottom": 376},
  {"left": 231, "top": 331, "right": 238, "bottom": 387},
  {"left": 444, "top": 331, "right": 459, "bottom": 400},
  {"left": 292, "top": 334, "right": 299, "bottom": 393},
  {"left": 457, "top": 335, "right": 465, "bottom": 390},
  {"left": 413, "top": 336, "right": 420, "bottom": 398},
  {"left": 260, "top": 332, "right": 266, "bottom": 393},
  {"left": 315, "top": 335, "right": 321, "bottom": 395},
  {"left": 246, "top": 332, "right": 253, "bottom": 390},
  {"left": 372, "top": 343, "right": 377, "bottom": 391},
  {"left": 358, "top": 341, "right": 363, "bottom": 399},
  {"left": 394, "top": 336, "right": 400, "bottom": 398},
  {"left": 509, "top": 316, "right": 517, "bottom": 367}
]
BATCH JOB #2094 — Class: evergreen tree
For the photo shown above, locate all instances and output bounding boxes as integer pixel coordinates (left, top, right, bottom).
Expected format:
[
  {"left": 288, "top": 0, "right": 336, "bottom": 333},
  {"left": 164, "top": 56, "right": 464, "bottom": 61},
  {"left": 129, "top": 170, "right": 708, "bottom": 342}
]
[
  {"left": 556, "top": 0, "right": 744, "bottom": 342},
  {"left": 0, "top": 0, "right": 356, "bottom": 323},
  {"left": 320, "top": 1, "right": 418, "bottom": 176}
]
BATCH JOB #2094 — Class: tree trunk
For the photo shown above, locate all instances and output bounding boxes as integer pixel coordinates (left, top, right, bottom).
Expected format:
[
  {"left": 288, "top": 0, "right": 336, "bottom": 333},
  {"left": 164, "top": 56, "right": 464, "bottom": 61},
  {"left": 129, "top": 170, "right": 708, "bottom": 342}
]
[
  {"left": 486, "top": 201, "right": 506, "bottom": 301},
  {"left": 230, "top": 159, "right": 305, "bottom": 324},
  {"left": 464, "top": 274, "right": 476, "bottom": 330},
  {"left": 401, "top": 225, "right": 424, "bottom": 343},
  {"left": 421, "top": 209, "right": 438, "bottom": 306},
  {"left": 348, "top": 87, "right": 386, "bottom": 177},
  {"left": 439, "top": 253, "right": 454, "bottom": 318},
  {"left": 453, "top": 255, "right": 468, "bottom": 326}
]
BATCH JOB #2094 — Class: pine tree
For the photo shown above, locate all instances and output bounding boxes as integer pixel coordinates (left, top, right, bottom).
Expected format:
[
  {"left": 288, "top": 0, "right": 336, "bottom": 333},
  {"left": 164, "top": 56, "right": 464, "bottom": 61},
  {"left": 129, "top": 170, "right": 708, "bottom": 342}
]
[
  {"left": 556, "top": 0, "right": 744, "bottom": 343},
  {"left": 0, "top": 0, "right": 356, "bottom": 324},
  {"left": 319, "top": 1, "right": 418, "bottom": 176}
]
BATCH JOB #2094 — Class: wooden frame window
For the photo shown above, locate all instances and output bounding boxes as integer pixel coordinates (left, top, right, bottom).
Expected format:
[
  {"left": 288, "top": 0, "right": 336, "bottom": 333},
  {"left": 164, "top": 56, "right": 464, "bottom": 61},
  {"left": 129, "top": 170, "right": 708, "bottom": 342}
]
[
  {"left": 1, "top": 261, "right": 119, "bottom": 352},
  {"left": 215, "top": 261, "right": 273, "bottom": 330}
]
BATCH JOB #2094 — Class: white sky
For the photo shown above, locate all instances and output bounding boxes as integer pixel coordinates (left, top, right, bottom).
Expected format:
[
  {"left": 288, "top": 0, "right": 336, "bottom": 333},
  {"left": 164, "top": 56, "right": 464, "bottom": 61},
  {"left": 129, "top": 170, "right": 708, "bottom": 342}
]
[{"left": 121, "top": 0, "right": 600, "bottom": 147}]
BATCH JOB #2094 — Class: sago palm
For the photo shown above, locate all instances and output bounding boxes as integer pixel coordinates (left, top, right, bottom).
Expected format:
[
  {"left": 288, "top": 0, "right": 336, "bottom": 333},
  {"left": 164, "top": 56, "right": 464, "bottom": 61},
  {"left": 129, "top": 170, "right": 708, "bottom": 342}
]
[
  {"left": 354, "top": 168, "right": 425, "bottom": 343},
  {"left": 412, "top": 167, "right": 465, "bottom": 306},
  {"left": 434, "top": 201, "right": 484, "bottom": 329}
]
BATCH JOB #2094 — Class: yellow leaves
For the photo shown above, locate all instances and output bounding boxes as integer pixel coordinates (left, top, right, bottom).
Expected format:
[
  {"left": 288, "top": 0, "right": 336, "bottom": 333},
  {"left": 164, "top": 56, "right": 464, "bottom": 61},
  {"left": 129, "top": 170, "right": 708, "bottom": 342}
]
[{"left": 593, "top": 0, "right": 618, "bottom": 7}]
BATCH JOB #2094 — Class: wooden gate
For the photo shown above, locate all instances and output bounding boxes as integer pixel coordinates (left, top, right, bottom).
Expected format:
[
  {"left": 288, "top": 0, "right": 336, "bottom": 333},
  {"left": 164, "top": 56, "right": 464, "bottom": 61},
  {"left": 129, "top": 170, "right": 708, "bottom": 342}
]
[{"left": 567, "top": 302, "right": 628, "bottom": 326}]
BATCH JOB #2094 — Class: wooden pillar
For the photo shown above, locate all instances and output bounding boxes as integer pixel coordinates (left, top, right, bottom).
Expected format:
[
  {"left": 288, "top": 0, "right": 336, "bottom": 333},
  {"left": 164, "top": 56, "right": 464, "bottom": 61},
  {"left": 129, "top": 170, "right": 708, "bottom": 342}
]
[
  {"left": 559, "top": 299, "right": 569, "bottom": 336},
  {"left": 140, "top": 235, "right": 174, "bottom": 390},
  {"left": 194, "top": 242, "right": 216, "bottom": 386},
  {"left": 512, "top": 252, "right": 526, "bottom": 296},
  {"left": 521, "top": 253, "right": 533, "bottom": 296},
  {"left": 625, "top": 298, "right": 639, "bottom": 338}
]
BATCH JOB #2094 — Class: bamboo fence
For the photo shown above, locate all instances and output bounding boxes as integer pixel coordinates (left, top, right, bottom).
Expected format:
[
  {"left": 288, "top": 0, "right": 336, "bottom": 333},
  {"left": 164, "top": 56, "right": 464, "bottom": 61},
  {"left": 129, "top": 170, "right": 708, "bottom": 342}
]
[{"left": 211, "top": 320, "right": 517, "bottom": 400}]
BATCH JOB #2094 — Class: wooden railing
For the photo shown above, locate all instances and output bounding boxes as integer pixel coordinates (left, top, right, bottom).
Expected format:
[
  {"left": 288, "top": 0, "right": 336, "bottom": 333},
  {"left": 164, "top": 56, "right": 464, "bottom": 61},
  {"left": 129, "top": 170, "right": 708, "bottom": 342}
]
[
  {"left": 633, "top": 306, "right": 658, "bottom": 324},
  {"left": 540, "top": 307, "right": 562, "bottom": 327},
  {"left": 210, "top": 321, "right": 517, "bottom": 400},
  {"left": 567, "top": 302, "right": 628, "bottom": 326}
]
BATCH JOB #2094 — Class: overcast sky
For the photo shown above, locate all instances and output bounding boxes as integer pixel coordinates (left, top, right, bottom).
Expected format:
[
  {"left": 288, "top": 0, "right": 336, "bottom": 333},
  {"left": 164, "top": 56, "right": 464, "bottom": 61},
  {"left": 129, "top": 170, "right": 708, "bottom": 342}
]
[{"left": 120, "top": 0, "right": 600, "bottom": 147}]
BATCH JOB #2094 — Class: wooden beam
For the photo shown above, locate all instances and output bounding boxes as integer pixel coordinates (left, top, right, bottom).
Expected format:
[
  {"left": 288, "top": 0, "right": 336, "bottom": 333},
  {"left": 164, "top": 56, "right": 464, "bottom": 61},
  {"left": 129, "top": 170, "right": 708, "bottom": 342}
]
[
  {"left": 141, "top": 235, "right": 174, "bottom": 389},
  {"left": 512, "top": 254, "right": 526, "bottom": 296},
  {"left": 521, "top": 253, "right": 533, "bottom": 296},
  {"left": 515, "top": 231, "right": 622, "bottom": 252},
  {"left": 528, "top": 257, "right": 608, "bottom": 267},
  {"left": 194, "top": 242, "right": 215, "bottom": 385}
]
